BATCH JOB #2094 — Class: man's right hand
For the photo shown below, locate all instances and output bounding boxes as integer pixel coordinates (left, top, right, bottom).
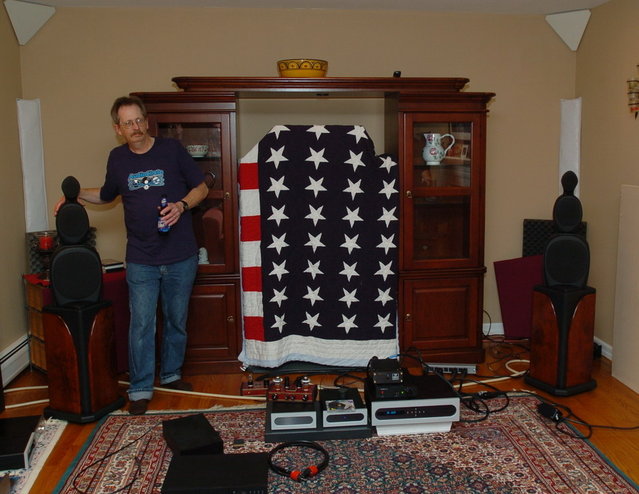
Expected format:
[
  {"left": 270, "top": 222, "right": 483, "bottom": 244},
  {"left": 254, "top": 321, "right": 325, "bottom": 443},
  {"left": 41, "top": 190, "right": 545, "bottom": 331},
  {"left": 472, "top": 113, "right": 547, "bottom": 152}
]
[{"left": 53, "top": 196, "right": 66, "bottom": 216}]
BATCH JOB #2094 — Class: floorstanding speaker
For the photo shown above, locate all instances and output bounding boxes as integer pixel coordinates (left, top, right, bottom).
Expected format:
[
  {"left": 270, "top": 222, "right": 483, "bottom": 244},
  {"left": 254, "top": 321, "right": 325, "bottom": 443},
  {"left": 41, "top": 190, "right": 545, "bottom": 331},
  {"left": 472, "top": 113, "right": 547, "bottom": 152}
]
[
  {"left": 525, "top": 286, "right": 597, "bottom": 396},
  {"left": 43, "top": 301, "right": 124, "bottom": 423}
]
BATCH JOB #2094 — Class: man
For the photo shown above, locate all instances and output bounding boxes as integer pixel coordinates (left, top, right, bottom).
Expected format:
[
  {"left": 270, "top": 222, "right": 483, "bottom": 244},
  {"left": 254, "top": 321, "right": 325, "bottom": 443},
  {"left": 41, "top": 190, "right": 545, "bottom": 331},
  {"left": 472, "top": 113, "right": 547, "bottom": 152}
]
[{"left": 56, "top": 96, "right": 208, "bottom": 415}]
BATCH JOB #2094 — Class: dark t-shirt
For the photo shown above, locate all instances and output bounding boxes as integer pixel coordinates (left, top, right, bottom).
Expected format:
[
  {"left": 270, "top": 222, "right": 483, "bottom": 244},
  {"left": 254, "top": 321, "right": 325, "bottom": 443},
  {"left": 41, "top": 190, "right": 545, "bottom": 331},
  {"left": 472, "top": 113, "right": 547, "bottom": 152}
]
[{"left": 100, "top": 137, "right": 205, "bottom": 265}]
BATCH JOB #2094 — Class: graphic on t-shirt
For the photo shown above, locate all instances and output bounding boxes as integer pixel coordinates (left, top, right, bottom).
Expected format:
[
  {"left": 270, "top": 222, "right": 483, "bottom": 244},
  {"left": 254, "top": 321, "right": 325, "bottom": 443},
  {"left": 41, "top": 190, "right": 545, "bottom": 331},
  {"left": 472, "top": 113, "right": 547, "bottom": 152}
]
[{"left": 128, "top": 170, "right": 165, "bottom": 191}]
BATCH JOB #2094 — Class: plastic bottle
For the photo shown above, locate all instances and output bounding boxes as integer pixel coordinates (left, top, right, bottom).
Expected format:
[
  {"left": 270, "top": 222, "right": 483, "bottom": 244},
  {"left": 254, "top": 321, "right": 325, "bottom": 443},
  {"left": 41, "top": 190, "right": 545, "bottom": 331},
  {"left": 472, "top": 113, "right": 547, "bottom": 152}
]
[{"left": 158, "top": 194, "right": 170, "bottom": 234}]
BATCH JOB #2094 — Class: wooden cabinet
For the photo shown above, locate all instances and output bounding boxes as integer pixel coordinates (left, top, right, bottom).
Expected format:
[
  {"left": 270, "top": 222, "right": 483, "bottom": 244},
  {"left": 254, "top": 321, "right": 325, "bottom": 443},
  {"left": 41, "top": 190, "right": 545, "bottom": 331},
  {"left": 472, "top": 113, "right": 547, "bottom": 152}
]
[
  {"left": 23, "top": 278, "right": 50, "bottom": 371},
  {"left": 135, "top": 77, "right": 493, "bottom": 371},
  {"left": 393, "top": 94, "right": 493, "bottom": 363}
]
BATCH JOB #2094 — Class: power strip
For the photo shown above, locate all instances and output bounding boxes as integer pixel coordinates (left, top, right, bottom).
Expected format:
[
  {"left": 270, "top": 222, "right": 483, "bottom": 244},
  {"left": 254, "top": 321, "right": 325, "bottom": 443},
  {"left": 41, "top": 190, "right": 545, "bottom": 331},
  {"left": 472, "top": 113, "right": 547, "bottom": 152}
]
[{"left": 427, "top": 363, "right": 477, "bottom": 375}]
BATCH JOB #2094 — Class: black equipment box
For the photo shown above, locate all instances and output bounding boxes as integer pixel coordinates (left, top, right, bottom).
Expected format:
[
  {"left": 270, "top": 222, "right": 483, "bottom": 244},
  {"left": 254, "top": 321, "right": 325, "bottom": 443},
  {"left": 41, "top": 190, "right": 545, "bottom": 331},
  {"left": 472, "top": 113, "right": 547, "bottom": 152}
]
[
  {"left": 162, "top": 413, "right": 223, "bottom": 456},
  {"left": 161, "top": 452, "right": 269, "bottom": 494},
  {"left": 0, "top": 415, "right": 40, "bottom": 470}
]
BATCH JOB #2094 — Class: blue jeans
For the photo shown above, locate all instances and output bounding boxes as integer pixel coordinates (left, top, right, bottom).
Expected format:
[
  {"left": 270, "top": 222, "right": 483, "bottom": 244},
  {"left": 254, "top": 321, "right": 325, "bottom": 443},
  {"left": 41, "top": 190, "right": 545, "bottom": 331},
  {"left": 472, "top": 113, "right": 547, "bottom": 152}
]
[{"left": 126, "top": 255, "right": 197, "bottom": 401}]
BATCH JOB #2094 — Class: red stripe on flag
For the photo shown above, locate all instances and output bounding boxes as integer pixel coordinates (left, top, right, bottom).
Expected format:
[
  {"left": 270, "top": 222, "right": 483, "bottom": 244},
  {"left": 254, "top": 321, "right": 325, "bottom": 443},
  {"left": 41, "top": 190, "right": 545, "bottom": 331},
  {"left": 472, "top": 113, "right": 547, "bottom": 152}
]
[
  {"left": 240, "top": 215, "right": 261, "bottom": 242},
  {"left": 241, "top": 266, "right": 262, "bottom": 291},
  {"left": 243, "top": 316, "right": 265, "bottom": 340},
  {"left": 239, "top": 161, "right": 259, "bottom": 190}
]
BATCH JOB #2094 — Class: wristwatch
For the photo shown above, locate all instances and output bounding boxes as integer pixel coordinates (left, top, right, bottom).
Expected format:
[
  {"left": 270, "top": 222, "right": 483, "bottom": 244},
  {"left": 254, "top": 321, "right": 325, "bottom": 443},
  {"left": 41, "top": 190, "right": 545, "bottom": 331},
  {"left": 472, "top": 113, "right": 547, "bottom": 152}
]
[{"left": 179, "top": 200, "right": 189, "bottom": 212}]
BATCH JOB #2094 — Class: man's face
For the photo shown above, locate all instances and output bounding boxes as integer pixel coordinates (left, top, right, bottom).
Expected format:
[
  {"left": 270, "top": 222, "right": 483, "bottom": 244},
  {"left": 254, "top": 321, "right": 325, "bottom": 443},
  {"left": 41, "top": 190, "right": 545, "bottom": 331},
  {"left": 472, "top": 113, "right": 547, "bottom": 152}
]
[{"left": 114, "top": 104, "right": 149, "bottom": 145}]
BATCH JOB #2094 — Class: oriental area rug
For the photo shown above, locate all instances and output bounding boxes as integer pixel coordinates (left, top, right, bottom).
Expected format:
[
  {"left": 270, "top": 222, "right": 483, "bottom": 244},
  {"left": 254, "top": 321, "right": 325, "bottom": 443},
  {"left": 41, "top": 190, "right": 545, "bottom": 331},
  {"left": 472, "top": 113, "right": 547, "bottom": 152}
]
[{"left": 53, "top": 398, "right": 637, "bottom": 494}]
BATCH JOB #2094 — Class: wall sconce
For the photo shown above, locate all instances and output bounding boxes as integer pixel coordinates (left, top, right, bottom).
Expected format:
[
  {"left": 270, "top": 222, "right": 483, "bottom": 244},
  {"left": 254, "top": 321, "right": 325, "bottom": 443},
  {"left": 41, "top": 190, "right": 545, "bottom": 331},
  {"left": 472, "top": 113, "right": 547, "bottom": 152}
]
[{"left": 628, "top": 66, "right": 639, "bottom": 118}]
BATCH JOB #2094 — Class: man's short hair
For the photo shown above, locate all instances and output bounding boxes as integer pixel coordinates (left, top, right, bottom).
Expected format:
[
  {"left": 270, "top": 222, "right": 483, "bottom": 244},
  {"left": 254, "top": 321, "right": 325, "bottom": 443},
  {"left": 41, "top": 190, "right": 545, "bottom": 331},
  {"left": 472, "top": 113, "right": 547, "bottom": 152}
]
[{"left": 110, "top": 95, "right": 147, "bottom": 125}]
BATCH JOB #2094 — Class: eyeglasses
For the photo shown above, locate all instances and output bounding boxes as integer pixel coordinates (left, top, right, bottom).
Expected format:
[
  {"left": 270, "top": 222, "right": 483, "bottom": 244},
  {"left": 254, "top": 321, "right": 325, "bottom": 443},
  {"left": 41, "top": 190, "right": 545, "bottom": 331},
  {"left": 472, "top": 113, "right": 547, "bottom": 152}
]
[{"left": 118, "top": 117, "right": 146, "bottom": 129}]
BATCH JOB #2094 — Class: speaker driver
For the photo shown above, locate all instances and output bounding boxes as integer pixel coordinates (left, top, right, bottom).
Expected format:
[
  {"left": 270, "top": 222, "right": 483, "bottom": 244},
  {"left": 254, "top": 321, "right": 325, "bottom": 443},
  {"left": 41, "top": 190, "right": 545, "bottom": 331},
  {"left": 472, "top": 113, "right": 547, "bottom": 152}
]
[
  {"left": 50, "top": 246, "right": 102, "bottom": 306},
  {"left": 543, "top": 236, "right": 590, "bottom": 288}
]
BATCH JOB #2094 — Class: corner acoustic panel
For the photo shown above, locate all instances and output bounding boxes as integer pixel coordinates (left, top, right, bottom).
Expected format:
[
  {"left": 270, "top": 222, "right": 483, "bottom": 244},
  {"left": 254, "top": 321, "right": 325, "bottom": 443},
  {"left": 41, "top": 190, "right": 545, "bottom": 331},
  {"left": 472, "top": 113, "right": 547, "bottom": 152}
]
[
  {"left": 4, "top": 0, "right": 55, "bottom": 45},
  {"left": 545, "top": 9, "right": 591, "bottom": 51}
]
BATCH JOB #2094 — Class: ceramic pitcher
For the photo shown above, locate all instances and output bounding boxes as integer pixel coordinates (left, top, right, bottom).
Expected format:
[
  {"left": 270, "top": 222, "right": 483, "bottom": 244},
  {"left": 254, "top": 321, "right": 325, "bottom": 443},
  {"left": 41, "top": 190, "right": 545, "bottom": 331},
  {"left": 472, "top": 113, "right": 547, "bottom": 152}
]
[{"left": 422, "top": 133, "right": 455, "bottom": 165}]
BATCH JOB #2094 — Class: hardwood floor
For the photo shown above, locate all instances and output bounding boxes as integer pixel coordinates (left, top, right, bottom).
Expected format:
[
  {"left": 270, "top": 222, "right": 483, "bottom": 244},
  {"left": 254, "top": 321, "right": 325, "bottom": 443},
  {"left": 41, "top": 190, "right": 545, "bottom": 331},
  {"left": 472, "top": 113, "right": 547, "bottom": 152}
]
[{"left": 1, "top": 339, "right": 638, "bottom": 492}]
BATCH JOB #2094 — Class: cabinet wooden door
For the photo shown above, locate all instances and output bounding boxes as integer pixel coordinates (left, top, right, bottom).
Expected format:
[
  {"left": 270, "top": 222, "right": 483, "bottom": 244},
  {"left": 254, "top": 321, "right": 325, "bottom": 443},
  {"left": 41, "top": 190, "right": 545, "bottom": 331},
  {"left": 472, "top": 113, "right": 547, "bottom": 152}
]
[
  {"left": 183, "top": 281, "right": 240, "bottom": 374},
  {"left": 401, "top": 275, "right": 484, "bottom": 362},
  {"left": 400, "top": 112, "right": 485, "bottom": 271}
]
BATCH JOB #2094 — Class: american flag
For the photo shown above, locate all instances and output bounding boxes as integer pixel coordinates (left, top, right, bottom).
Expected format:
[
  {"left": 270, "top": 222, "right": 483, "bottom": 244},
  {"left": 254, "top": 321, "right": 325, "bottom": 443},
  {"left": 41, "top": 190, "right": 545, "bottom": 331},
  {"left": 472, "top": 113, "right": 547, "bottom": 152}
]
[{"left": 238, "top": 125, "right": 399, "bottom": 368}]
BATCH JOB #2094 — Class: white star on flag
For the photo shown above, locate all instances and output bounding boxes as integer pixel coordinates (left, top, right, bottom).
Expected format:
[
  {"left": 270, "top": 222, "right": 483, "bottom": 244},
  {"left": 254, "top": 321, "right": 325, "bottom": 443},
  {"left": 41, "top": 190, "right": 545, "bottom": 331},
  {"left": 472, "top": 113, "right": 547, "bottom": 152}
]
[
  {"left": 339, "top": 262, "right": 359, "bottom": 281},
  {"left": 379, "top": 179, "right": 398, "bottom": 200},
  {"left": 343, "top": 206, "right": 363, "bottom": 227},
  {"left": 341, "top": 233, "right": 361, "bottom": 254},
  {"left": 379, "top": 155, "right": 397, "bottom": 173},
  {"left": 343, "top": 178, "right": 364, "bottom": 200},
  {"left": 272, "top": 314, "right": 286, "bottom": 333},
  {"left": 268, "top": 233, "right": 289, "bottom": 255},
  {"left": 267, "top": 176, "right": 289, "bottom": 198},
  {"left": 270, "top": 260, "right": 289, "bottom": 281},
  {"left": 303, "top": 286, "right": 324, "bottom": 306},
  {"left": 378, "top": 207, "right": 398, "bottom": 227},
  {"left": 269, "top": 125, "right": 290, "bottom": 139},
  {"left": 266, "top": 146, "right": 288, "bottom": 168},
  {"left": 268, "top": 205, "right": 289, "bottom": 225},
  {"left": 306, "top": 204, "right": 326, "bottom": 226},
  {"left": 344, "top": 150, "right": 366, "bottom": 172},
  {"left": 339, "top": 288, "right": 359, "bottom": 308},
  {"left": 338, "top": 314, "right": 358, "bottom": 334},
  {"left": 374, "top": 313, "right": 393, "bottom": 333},
  {"left": 306, "top": 176, "right": 327, "bottom": 197},
  {"left": 304, "top": 260, "right": 323, "bottom": 279},
  {"left": 375, "top": 287, "right": 393, "bottom": 306},
  {"left": 377, "top": 234, "right": 396, "bottom": 254},
  {"left": 303, "top": 312, "right": 321, "bottom": 331},
  {"left": 306, "top": 147, "right": 329, "bottom": 169},
  {"left": 347, "top": 125, "right": 368, "bottom": 143},
  {"left": 305, "top": 232, "right": 325, "bottom": 252},
  {"left": 375, "top": 260, "right": 394, "bottom": 281},
  {"left": 307, "top": 125, "right": 330, "bottom": 140},
  {"left": 270, "top": 288, "right": 288, "bottom": 307}
]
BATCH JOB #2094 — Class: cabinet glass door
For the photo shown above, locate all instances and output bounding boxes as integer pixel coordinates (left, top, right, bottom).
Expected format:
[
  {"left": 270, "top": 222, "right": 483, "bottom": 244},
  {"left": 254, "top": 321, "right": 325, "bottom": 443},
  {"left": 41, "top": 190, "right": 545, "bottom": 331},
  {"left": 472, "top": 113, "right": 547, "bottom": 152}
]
[
  {"left": 148, "top": 114, "right": 234, "bottom": 273},
  {"left": 403, "top": 115, "right": 479, "bottom": 269}
]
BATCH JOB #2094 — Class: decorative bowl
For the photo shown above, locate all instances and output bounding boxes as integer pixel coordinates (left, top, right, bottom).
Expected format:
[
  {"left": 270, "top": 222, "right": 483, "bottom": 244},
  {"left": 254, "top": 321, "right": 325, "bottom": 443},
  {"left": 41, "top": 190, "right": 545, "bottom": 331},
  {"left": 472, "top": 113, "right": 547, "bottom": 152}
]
[
  {"left": 277, "top": 59, "right": 328, "bottom": 78},
  {"left": 186, "top": 144, "right": 208, "bottom": 158}
]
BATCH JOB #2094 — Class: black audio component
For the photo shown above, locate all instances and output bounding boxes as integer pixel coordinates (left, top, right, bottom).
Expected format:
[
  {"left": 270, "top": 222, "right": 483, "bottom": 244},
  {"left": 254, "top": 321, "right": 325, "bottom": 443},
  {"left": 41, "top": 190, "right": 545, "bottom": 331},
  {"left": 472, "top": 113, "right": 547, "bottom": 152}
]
[
  {"left": 162, "top": 413, "right": 223, "bottom": 456},
  {"left": 366, "top": 381, "right": 419, "bottom": 400},
  {"left": 367, "top": 357, "right": 403, "bottom": 384},
  {"left": 161, "top": 452, "right": 269, "bottom": 494}
]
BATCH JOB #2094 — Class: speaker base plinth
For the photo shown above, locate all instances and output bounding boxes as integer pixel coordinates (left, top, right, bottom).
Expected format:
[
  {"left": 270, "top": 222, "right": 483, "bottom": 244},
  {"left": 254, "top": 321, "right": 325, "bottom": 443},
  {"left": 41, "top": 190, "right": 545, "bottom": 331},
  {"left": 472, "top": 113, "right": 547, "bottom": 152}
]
[
  {"left": 524, "top": 375, "right": 596, "bottom": 397},
  {"left": 44, "top": 397, "right": 125, "bottom": 424}
]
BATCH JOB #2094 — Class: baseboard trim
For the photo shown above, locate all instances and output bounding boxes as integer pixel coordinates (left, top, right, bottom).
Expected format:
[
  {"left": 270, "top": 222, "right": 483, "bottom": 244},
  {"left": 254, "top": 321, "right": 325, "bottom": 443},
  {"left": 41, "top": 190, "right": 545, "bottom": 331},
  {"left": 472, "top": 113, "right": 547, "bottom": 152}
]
[
  {"left": 483, "top": 322, "right": 504, "bottom": 336},
  {"left": 483, "top": 322, "right": 613, "bottom": 361},
  {"left": 1, "top": 335, "right": 31, "bottom": 387},
  {"left": 594, "top": 336, "right": 612, "bottom": 361}
]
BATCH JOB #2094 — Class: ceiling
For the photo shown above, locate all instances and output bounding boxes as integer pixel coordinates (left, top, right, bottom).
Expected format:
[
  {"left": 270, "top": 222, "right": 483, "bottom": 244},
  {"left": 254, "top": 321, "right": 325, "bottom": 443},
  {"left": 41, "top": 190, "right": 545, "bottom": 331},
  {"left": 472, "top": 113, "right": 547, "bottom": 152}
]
[{"left": 29, "top": 0, "right": 611, "bottom": 16}]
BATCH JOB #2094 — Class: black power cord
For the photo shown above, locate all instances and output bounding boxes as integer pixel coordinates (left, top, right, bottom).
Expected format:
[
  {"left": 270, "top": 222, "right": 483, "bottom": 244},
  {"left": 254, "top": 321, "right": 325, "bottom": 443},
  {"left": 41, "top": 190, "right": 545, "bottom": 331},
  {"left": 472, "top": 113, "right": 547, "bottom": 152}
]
[{"left": 268, "top": 441, "right": 329, "bottom": 482}]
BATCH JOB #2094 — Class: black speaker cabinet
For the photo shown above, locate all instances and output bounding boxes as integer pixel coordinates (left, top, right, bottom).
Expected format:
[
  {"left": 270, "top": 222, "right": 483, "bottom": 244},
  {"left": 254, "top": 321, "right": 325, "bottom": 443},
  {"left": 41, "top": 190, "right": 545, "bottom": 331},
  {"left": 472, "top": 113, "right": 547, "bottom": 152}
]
[
  {"left": 43, "top": 302, "right": 124, "bottom": 423},
  {"left": 525, "top": 286, "right": 597, "bottom": 396}
]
